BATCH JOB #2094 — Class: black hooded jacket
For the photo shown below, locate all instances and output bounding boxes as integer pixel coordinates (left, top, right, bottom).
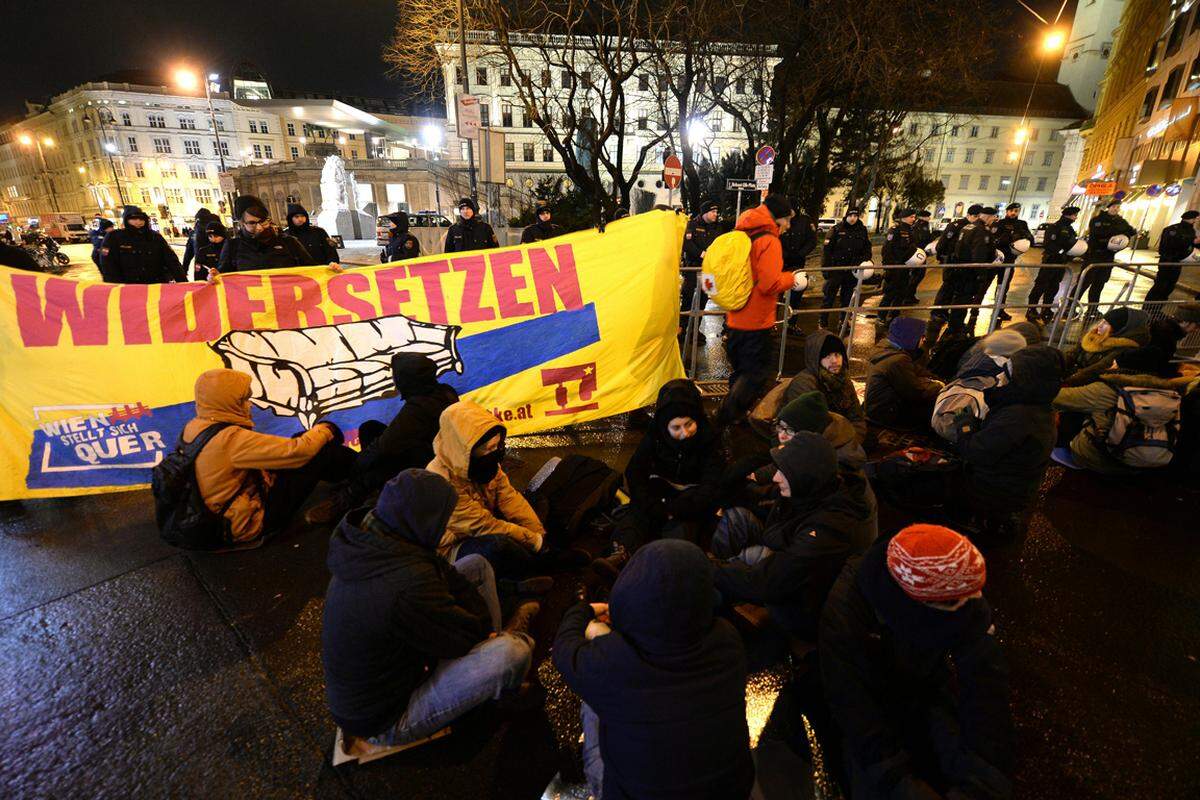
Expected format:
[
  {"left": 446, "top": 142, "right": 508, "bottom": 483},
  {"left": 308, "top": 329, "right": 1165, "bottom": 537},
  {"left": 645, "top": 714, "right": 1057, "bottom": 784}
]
[
  {"left": 284, "top": 203, "right": 340, "bottom": 264},
  {"left": 445, "top": 202, "right": 499, "bottom": 253},
  {"left": 351, "top": 354, "right": 460, "bottom": 496},
  {"left": 322, "top": 470, "right": 491, "bottom": 738},
  {"left": 382, "top": 212, "right": 421, "bottom": 262},
  {"left": 1084, "top": 210, "right": 1136, "bottom": 262},
  {"left": 820, "top": 542, "right": 1013, "bottom": 800},
  {"left": 182, "top": 207, "right": 215, "bottom": 270},
  {"left": 992, "top": 215, "right": 1033, "bottom": 262},
  {"left": 957, "top": 346, "right": 1063, "bottom": 511},
  {"left": 99, "top": 207, "right": 184, "bottom": 284},
  {"left": 1040, "top": 216, "right": 1078, "bottom": 265},
  {"left": 624, "top": 380, "right": 724, "bottom": 520},
  {"left": 218, "top": 225, "right": 313, "bottom": 272},
  {"left": 1158, "top": 220, "right": 1197, "bottom": 263},
  {"left": 823, "top": 215, "right": 873, "bottom": 267},
  {"left": 718, "top": 432, "right": 876, "bottom": 640},
  {"left": 553, "top": 540, "right": 754, "bottom": 800},
  {"left": 780, "top": 212, "right": 818, "bottom": 270},
  {"left": 784, "top": 329, "right": 867, "bottom": 440},
  {"left": 520, "top": 218, "right": 565, "bottom": 245}
]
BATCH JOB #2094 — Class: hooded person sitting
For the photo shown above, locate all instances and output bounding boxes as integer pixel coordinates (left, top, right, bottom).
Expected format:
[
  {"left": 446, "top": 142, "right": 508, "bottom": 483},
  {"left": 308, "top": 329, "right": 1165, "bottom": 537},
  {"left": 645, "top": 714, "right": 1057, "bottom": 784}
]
[
  {"left": 1061, "top": 307, "right": 1150, "bottom": 387},
  {"left": 426, "top": 401, "right": 547, "bottom": 576},
  {"left": 305, "top": 354, "right": 460, "bottom": 525},
  {"left": 284, "top": 202, "right": 341, "bottom": 266},
  {"left": 712, "top": 432, "right": 877, "bottom": 641},
  {"left": 182, "top": 369, "right": 356, "bottom": 549},
  {"left": 954, "top": 320, "right": 1042, "bottom": 379},
  {"left": 819, "top": 525, "right": 1013, "bottom": 800},
  {"left": 215, "top": 195, "right": 314, "bottom": 274},
  {"left": 554, "top": 539, "right": 754, "bottom": 800},
  {"left": 782, "top": 329, "right": 867, "bottom": 442},
  {"left": 322, "top": 469, "right": 537, "bottom": 762},
  {"left": 953, "top": 346, "right": 1064, "bottom": 543},
  {"left": 381, "top": 211, "right": 421, "bottom": 262},
  {"left": 866, "top": 316, "right": 944, "bottom": 430}
]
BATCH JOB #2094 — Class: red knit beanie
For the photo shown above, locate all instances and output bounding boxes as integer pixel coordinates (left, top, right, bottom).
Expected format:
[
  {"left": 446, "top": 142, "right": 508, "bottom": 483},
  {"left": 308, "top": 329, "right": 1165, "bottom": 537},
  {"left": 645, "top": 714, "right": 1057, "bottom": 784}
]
[{"left": 886, "top": 524, "right": 986, "bottom": 603}]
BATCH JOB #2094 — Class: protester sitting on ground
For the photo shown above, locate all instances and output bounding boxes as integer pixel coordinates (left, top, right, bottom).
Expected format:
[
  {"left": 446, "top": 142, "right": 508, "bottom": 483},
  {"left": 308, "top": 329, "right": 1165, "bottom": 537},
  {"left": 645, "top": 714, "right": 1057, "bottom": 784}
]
[
  {"left": 954, "top": 320, "right": 1041, "bottom": 378},
  {"left": 322, "top": 469, "right": 537, "bottom": 763},
  {"left": 781, "top": 329, "right": 867, "bottom": 442},
  {"left": 712, "top": 432, "right": 877, "bottom": 641},
  {"left": 1061, "top": 307, "right": 1150, "bottom": 387},
  {"left": 952, "top": 346, "right": 1064, "bottom": 543},
  {"left": 426, "top": 401, "right": 551, "bottom": 577},
  {"left": 601, "top": 380, "right": 724, "bottom": 574},
  {"left": 184, "top": 369, "right": 357, "bottom": 548},
  {"left": 381, "top": 211, "right": 420, "bottom": 262},
  {"left": 306, "top": 354, "right": 460, "bottom": 525},
  {"left": 1174, "top": 303, "right": 1200, "bottom": 337},
  {"left": 99, "top": 206, "right": 185, "bottom": 284},
  {"left": 554, "top": 539, "right": 754, "bottom": 800},
  {"left": 214, "top": 195, "right": 314, "bottom": 275},
  {"left": 191, "top": 222, "right": 225, "bottom": 282},
  {"left": 865, "top": 316, "right": 943, "bottom": 430},
  {"left": 285, "top": 203, "right": 341, "bottom": 267},
  {"left": 819, "top": 525, "right": 1013, "bottom": 800},
  {"left": 1051, "top": 345, "right": 1190, "bottom": 474},
  {"left": 1148, "top": 318, "right": 1186, "bottom": 375}
]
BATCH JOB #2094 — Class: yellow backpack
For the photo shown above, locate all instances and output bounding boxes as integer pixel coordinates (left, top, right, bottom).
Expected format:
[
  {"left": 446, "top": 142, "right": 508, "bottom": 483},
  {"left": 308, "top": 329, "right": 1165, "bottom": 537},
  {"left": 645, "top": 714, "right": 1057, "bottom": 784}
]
[{"left": 699, "top": 231, "right": 764, "bottom": 311}]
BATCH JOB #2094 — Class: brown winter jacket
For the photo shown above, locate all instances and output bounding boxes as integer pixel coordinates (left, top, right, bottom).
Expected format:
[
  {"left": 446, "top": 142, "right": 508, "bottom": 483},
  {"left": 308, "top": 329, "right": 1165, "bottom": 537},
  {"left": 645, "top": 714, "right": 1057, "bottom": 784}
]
[
  {"left": 426, "top": 401, "right": 545, "bottom": 559},
  {"left": 183, "top": 369, "right": 334, "bottom": 541}
]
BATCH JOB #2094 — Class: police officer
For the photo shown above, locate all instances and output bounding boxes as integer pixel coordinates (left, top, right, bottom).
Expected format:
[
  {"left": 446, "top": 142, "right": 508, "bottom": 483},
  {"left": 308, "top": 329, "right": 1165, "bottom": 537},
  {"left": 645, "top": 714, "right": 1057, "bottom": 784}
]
[
  {"left": 215, "top": 195, "right": 313, "bottom": 274},
  {"left": 381, "top": 211, "right": 421, "bottom": 262},
  {"left": 908, "top": 210, "right": 933, "bottom": 302},
  {"left": 880, "top": 208, "right": 919, "bottom": 323},
  {"left": 99, "top": 206, "right": 185, "bottom": 284},
  {"left": 1078, "top": 198, "right": 1137, "bottom": 317},
  {"left": 928, "top": 204, "right": 982, "bottom": 341},
  {"left": 285, "top": 203, "right": 341, "bottom": 266},
  {"left": 780, "top": 203, "right": 817, "bottom": 332},
  {"left": 521, "top": 203, "right": 564, "bottom": 244},
  {"left": 955, "top": 206, "right": 999, "bottom": 334},
  {"left": 974, "top": 202, "right": 1034, "bottom": 325},
  {"left": 90, "top": 218, "right": 114, "bottom": 268},
  {"left": 821, "top": 208, "right": 872, "bottom": 330},
  {"left": 681, "top": 198, "right": 721, "bottom": 337},
  {"left": 1147, "top": 210, "right": 1200, "bottom": 304},
  {"left": 192, "top": 221, "right": 226, "bottom": 282},
  {"left": 1027, "top": 206, "right": 1080, "bottom": 322},
  {"left": 444, "top": 197, "right": 499, "bottom": 253}
]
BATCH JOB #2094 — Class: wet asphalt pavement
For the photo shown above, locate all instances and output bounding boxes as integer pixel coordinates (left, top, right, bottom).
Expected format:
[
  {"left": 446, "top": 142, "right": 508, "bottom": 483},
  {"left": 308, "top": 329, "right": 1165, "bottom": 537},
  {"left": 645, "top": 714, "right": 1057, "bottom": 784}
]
[{"left": 1, "top": 245, "right": 1198, "bottom": 799}]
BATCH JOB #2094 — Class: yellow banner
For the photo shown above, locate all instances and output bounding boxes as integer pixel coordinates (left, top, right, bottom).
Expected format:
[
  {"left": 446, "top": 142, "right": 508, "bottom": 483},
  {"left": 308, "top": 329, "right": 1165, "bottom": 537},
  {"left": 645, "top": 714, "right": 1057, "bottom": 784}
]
[{"left": 0, "top": 210, "right": 686, "bottom": 499}]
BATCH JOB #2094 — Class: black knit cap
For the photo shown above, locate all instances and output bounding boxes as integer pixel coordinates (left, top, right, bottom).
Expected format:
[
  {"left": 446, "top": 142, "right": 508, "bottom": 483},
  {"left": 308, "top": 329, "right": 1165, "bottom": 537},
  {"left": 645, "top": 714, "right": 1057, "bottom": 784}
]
[
  {"left": 980, "top": 206, "right": 998, "bottom": 215},
  {"left": 916, "top": 210, "right": 931, "bottom": 218},
  {"left": 458, "top": 197, "right": 478, "bottom": 212},
  {"left": 699, "top": 198, "right": 719, "bottom": 214},
  {"left": 1062, "top": 206, "right": 1081, "bottom": 215},
  {"left": 205, "top": 221, "right": 227, "bottom": 237},
  {"left": 894, "top": 207, "right": 916, "bottom": 220},
  {"left": 1006, "top": 202, "right": 1021, "bottom": 211},
  {"left": 1182, "top": 210, "right": 1199, "bottom": 220},
  {"left": 967, "top": 204, "right": 984, "bottom": 215},
  {"left": 535, "top": 203, "right": 552, "bottom": 216},
  {"left": 234, "top": 194, "right": 269, "bottom": 220},
  {"left": 1105, "top": 198, "right": 1122, "bottom": 208},
  {"left": 763, "top": 194, "right": 793, "bottom": 220}
]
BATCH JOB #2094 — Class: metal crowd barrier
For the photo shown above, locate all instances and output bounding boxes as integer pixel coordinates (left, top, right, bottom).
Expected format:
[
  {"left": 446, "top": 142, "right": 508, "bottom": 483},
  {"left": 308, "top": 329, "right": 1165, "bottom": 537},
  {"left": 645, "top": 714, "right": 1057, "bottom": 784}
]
[{"left": 678, "top": 260, "right": 1200, "bottom": 382}]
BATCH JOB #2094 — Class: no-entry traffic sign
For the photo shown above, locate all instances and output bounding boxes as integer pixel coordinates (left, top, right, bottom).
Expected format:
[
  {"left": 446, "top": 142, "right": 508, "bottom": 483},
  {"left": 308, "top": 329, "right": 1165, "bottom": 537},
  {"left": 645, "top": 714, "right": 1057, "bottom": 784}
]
[
  {"left": 755, "top": 145, "right": 776, "bottom": 166},
  {"left": 662, "top": 154, "right": 683, "bottom": 189}
]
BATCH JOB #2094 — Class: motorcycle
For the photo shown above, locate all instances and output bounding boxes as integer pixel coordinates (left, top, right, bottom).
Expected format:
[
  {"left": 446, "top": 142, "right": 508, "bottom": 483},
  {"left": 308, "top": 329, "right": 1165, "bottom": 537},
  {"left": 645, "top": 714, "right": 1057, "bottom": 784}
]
[{"left": 22, "top": 233, "right": 71, "bottom": 274}]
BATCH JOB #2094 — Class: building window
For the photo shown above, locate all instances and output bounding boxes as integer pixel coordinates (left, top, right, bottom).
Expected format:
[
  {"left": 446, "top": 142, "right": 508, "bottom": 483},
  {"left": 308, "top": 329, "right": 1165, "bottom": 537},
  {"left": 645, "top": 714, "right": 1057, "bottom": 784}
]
[
  {"left": 127, "top": 136, "right": 139, "bottom": 152},
  {"left": 958, "top": 174, "right": 970, "bottom": 190},
  {"left": 908, "top": 122, "right": 919, "bottom": 135},
  {"left": 184, "top": 139, "right": 201, "bottom": 155},
  {"left": 939, "top": 175, "right": 949, "bottom": 189},
  {"left": 523, "top": 142, "right": 534, "bottom": 161},
  {"left": 543, "top": 144, "right": 553, "bottom": 162},
  {"left": 249, "top": 120, "right": 258, "bottom": 133},
  {"left": 735, "top": 78, "right": 746, "bottom": 94},
  {"left": 217, "top": 140, "right": 230, "bottom": 157},
  {"left": 950, "top": 125, "right": 960, "bottom": 136},
  {"left": 502, "top": 105, "right": 513, "bottom": 127},
  {"left": 964, "top": 148, "right": 975, "bottom": 164},
  {"left": 1160, "top": 66, "right": 1185, "bottom": 108},
  {"left": 139, "top": 188, "right": 152, "bottom": 205},
  {"left": 1140, "top": 87, "right": 1158, "bottom": 120},
  {"left": 500, "top": 70, "right": 512, "bottom": 87},
  {"left": 637, "top": 75, "right": 649, "bottom": 91},
  {"left": 944, "top": 147, "right": 955, "bottom": 163},
  {"left": 253, "top": 144, "right": 262, "bottom": 159},
  {"left": 969, "top": 125, "right": 979, "bottom": 138},
  {"left": 541, "top": 70, "right": 551, "bottom": 85},
  {"left": 1042, "top": 151, "right": 1053, "bottom": 167},
  {"left": 990, "top": 126, "right": 999, "bottom": 138},
  {"left": 1017, "top": 176, "right": 1029, "bottom": 191},
  {"left": 504, "top": 142, "right": 515, "bottom": 161},
  {"left": 148, "top": 114, "right": 165, "bottom": 128},
  {"left": 984, "top": 149, "right": 994, "bottom": 164},
  {"left": 287, "top": 122, "right": 295, "bottom": 136},
  {"left": 259, "top": 121, "right": 268, "bottom": 134},
  {"left": 349, "top": 133, "right": 356, "bottom": 140},
  {"left": 179, "top": 117, "right": 196, "bottom": 130},
  {"left": 480, "top": 103, "right": 490, "bottom": 127},
  {"left": 978, "top": 175, "right": 990, "bottom": 190},
  {"left": 166, "top": 188, "right": 184, "bottom": 206},
  {"left": 1024, "top": 150, "right": 1034, "bottom": 165},
  {"left": 121, "top": 112, "right": 131, "bottom": 126},
  {"left": 999, "top": 176, "right": 1012, "bottom": 188},
  {"left": 134, "top": 162, "right": 145, "bottom": 178},
  {"left": 188, "top": 163, "right": 206, "bottom": 179},
  {"left": 476, "top": 67, "right": 488, "bottom": 85},
  {"left": 161, "top": 163, "right": 176, "bottom": 178},
  {"left": 264, "top": 145, "right": 273, "bottom": 159},
  {"left": 455, "top": 67, "right": 463, "bottom": 85},
  {"left": 638, "top": 116, "right": 649, "bottom": 130},
  {"left": 1036, "top": 177, "right": 1048, "bottom": 191},
  {"left": 561, "top": 71, "right": 572, "bottom": 89},
  {"left": 1165, "top": 15, "right": 1185, "bottom": 57},
  {"left": 1145, "top": 41, "right": 1160, "bottom": 75},
  {"left": 195, "top": 188, "right": 214, "bottom": 204},
  {"left": 153, "top": 137, "right": 171, "bottom": 154},
  {"left": 1029, "top": 128, "right": 1039, "bottom": 141},
  {"left": 290, "top": 146, "right": 299, "bottom": 159}
]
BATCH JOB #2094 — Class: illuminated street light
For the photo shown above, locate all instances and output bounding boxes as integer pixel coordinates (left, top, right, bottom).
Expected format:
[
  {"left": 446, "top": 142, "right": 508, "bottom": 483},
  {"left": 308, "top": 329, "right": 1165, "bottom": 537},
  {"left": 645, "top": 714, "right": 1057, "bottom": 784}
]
[
  {"left": 17, "top": 133, "right": 32, "bottom": 146},
  {"left": 77, "top": 166, "right": 86, "bottom": 174},
  {"left": 687, "top": 117, "right": 713, "bottom": 144},
  {"left": 1014, "top": 127, "right": 1028, "bottom": 144},
  {"left": 421, "top": 123, "right": 443, "bottom": 152},
  {"left": 41, "top": 136, "right": 55, "bottom": 148},
  {"left": 174, "top": 68, "right": 200, "bottom": 91},
  {"left": 1042, "top": 30, "right": 1066, "bottom": 53},
  {"left": 104, "top": 142, "right": 118, "bottom": 154}
]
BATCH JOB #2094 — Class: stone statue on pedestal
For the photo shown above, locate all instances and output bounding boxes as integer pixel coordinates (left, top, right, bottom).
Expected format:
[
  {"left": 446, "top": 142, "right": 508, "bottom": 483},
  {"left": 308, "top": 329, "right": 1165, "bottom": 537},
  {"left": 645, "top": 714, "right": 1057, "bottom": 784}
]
[{"left": 316, "top": 155, "right": 374, "bottom": 240}]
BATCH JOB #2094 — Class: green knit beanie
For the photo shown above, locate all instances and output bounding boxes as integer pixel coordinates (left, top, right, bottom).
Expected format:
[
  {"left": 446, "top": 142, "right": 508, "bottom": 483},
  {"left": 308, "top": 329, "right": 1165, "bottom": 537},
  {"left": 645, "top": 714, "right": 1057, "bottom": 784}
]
[{"left": 777, "top": 391, "right": 830, "bottom": 433}]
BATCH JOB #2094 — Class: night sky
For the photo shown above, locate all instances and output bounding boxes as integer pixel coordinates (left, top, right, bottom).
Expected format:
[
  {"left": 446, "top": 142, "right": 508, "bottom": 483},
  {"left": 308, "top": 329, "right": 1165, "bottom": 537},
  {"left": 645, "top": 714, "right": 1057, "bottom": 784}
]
[{"left": 5, "top": 0, "right": 1076, "bottom": 120}]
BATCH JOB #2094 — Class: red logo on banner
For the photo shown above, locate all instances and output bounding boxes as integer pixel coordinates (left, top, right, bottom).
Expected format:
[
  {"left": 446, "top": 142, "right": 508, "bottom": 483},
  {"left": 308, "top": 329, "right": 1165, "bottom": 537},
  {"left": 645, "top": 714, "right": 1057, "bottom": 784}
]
[
  {"left": 109, "top": 402, "right": 153, "bottom": 421},
  {"left": 541, "top": 363, "right": 599, "bottom": 416}
]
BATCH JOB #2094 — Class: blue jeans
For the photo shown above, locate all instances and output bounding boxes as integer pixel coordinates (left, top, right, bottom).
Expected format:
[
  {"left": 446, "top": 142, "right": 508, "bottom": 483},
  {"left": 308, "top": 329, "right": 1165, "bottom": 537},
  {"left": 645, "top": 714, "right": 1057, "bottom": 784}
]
[
  {"left": 368, "top": 556, "right": 532, "bottom": 746},
  {"left": 581, "top": 702, "right": 604, "bottom": 800}
]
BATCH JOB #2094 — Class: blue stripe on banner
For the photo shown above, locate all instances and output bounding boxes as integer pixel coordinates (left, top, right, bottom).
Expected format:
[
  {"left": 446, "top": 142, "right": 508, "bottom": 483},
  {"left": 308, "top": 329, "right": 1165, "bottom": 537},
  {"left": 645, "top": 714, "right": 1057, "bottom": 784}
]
[{"left": 24, "top": 304, "right": 601, "bottom": 490}]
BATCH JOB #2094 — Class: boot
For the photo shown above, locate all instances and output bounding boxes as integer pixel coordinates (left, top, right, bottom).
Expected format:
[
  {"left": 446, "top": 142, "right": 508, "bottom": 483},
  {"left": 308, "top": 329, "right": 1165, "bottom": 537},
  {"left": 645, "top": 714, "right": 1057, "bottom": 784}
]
[
  {"left": 502, "top": 600, "right": 542, "bottom": 636},
  {"left": 589, "top": 543, "right": 629, "bottom": 585},
  {"left": 304, "top": 489, "right": 355, "bottom": 525}
]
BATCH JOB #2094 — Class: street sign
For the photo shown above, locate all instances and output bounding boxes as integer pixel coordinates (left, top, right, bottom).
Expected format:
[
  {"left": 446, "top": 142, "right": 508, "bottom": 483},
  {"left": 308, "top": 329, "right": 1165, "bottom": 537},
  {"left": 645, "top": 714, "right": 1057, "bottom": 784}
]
[
  {"left": 726, "top": 178, "right": 757, "bottom": 191},
  {"left": 456, "top": 94, "right": 482, "bottom": 141},
  {"left": 755, "top": 145, "right": 776, "bottom": 166},
  {"left": 1084, "top": 181, "right": 1117, "bottom": 196},
  {"left": 662, "top": 154, "right": 683, "bottom": 189},
  {"left": 217, "top": 172, "right": 235, "bottom": 193},
  {"left": 754, "top": 163, "right": 774, "bottom": 190}
]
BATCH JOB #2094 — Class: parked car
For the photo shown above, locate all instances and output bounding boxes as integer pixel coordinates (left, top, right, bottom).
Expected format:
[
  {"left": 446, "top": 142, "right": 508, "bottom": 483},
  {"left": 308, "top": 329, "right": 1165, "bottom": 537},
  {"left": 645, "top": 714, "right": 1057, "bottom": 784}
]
[
  {"left": 26, "top": 213, "right": 89, "bottom": 243},
  {"left": 816, "top": 218, "right": 837, "bottom": 232},
  {"left": 1033, "top": 222, "right": 1049, "bottom": 247},
  {"left": 376, "top": 211, "right": 453, "bottom": 245}
]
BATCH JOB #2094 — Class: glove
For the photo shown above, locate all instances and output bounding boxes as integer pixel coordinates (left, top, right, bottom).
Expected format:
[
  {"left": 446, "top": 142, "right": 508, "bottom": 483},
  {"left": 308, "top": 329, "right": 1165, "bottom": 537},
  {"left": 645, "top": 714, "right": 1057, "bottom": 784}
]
[{"left": 792, "top": 271, "right": 810, "bottom": 292}]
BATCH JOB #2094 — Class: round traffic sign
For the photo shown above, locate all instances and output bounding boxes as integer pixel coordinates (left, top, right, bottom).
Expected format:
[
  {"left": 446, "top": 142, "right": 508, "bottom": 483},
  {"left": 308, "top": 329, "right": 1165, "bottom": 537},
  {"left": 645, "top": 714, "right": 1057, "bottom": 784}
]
[
  {"left": 755, "top": 145, "right": 775, "bottom": 166},
  {"left": 663, "top": 154, "right": 683, "bottom": 189}
]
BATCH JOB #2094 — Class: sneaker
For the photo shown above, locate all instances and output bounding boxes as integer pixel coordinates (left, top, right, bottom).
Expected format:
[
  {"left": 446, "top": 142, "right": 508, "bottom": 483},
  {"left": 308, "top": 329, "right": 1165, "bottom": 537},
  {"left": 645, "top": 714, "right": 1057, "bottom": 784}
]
[
  {"left": 1050, "top": 447, "right": 1082, "bottom": 470},
  {"left": 304, "top": 492, "right": 353, "bottom": 525},
  {"left": 503, "top": 600, "right": 541, "bottom": 636}
]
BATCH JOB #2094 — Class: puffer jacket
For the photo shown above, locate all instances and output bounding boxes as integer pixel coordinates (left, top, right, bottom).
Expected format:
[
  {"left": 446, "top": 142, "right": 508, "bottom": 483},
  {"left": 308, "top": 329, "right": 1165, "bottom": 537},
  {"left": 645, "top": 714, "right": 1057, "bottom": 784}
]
[
  {"left": 726, "top": 205, "right": 794, "bottom": 331},
  {"left": 1062, "top": 310, "right": 1150, "bottom": 387},
  {"left": 426, "top": 401, "right": 545, "bottom": 558},
  {"left": 783, "top": 329, "right": 866, "bottom": 441},
  {"left": 865, "top": 341, "right": 942, "bottom": 428},
  {"left": 183, "top": 369, "right": 335, "bottom": 541}
]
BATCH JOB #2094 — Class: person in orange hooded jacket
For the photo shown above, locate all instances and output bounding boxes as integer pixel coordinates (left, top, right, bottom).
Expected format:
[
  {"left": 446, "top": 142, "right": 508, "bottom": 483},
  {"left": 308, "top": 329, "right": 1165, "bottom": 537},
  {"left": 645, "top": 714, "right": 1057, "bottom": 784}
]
[{"left": 719, "top": 194, "right": 798, "bottom": 425}]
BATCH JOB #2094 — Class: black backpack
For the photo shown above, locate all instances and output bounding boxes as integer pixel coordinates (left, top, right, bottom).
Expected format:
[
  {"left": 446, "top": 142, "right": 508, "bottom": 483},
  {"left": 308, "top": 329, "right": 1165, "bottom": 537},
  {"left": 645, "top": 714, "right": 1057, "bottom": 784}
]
[
  {"left": 927, "top": 333, "right": 980, "bottom": 382},
  {"left": 867, "top": 446, "right": 962, "bottom": 512},
  {"left": 524, "top": 454, "right": 621, "bottom": 542},
  {"left": 152, "top": 423, "right": 238, "bottom": 550}
]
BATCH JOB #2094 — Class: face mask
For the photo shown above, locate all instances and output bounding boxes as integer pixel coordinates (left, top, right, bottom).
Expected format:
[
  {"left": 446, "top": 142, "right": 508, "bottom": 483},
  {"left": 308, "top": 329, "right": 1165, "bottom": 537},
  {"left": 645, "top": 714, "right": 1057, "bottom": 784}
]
[{"left": 468, "top": 445, "right": 505, "bottom": 483}]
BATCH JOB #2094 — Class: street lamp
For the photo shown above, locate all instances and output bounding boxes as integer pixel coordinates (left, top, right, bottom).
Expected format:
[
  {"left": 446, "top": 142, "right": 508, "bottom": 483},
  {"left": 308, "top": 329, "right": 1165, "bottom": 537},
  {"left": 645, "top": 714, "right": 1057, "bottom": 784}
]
[
  {"left": 18, "top": 133, "right": 59, "bottom": 212},
  {"left": 1007, "top": 29, "right": 1066, "bottom": 206},
  {"left": 84, "top": 106, "right": 128, "bottom": 206},
  {"left": 422, "top": 124, "right": 445, "bottom": 215},
  {"left": 176, "top": 66, "right": 232, "bottom": 218}
]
